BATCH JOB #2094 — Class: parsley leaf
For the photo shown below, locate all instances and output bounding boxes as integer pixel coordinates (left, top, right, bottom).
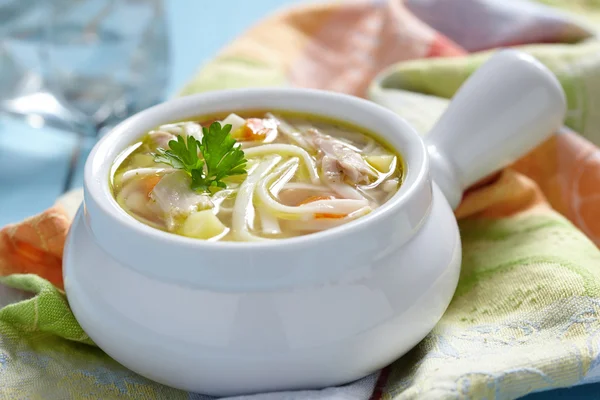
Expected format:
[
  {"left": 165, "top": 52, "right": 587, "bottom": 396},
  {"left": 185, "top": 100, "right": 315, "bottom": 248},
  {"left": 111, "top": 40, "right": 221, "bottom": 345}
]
[
  {"left": 197, "top": 122, "right": 247, "bottom": 191},
  {"left": 154, "top": 135, "right": 204, "bottom": 172},
  {"left": 153, "top": 122, "right": 247, "bottom": 194}
]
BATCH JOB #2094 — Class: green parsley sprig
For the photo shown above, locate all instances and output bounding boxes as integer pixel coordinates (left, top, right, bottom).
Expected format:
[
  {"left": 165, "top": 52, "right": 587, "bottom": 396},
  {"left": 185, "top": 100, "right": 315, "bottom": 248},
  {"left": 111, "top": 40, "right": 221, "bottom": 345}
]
[{"left": 153, "top": 122, "right": 247, "bottom": 193}]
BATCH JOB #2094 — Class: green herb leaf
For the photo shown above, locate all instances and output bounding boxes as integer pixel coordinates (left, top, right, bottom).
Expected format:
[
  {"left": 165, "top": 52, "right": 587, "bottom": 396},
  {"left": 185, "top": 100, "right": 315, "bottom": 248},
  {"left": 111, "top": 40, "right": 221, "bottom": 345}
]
[
  {"left": 152, "top": 122, "right": 247, "bottom": 194},
  {"left": 200, "top": 122, "right": 248, "bottom": 186}
]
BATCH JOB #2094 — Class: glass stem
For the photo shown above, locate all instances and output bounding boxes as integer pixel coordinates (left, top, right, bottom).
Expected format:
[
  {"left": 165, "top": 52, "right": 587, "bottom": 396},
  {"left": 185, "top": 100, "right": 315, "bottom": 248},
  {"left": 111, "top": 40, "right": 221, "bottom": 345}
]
[{"left": 62, "top": 134, "right": 83, "bottom": 193}]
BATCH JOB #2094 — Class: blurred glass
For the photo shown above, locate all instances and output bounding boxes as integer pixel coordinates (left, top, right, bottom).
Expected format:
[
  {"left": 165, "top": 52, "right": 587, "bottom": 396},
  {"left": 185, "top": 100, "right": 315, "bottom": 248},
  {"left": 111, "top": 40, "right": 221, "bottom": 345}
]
[{"left": 0, "top": 0, "right": 170, "bottom": 136}]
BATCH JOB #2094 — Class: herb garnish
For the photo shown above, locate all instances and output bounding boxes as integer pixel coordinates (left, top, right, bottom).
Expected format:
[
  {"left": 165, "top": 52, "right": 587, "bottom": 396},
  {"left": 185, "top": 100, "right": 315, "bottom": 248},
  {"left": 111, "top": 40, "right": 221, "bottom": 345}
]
[{"left": 153, "top": 122, "right": 247, "bottom": 193}]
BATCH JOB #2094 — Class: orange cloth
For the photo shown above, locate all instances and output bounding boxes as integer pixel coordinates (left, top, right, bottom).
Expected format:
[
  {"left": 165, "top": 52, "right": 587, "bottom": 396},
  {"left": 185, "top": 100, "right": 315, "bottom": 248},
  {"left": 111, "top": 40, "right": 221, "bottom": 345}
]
[{"left": 0, "top": 205, "right": 70, "bottom": 289}]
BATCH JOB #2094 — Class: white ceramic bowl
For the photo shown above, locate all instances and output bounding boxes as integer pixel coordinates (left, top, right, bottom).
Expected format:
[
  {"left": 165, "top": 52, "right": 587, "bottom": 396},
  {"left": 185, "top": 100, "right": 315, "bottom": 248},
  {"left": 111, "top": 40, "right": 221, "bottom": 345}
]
[{"left": 64, "top": 49, "right": 566, "bottom": 396}]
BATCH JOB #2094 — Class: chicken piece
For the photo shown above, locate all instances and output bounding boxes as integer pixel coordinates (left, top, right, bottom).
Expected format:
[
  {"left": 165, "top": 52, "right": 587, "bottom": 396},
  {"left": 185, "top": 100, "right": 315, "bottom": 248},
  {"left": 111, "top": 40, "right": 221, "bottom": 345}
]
[
  {"left": 148, "top": 130, "right": 175, "bottom": 148},
  {"left": 115, "top": 175, "right": 164, "bottom": 225},
  {"left": 150, "top": 171, "right": 213, "bottom": 230},
  {"left": 309, "top": 129, "right": 375, "bottom": 184},
  {"left": 322, "top": 155, "right": 343, "bottom": 184},
  {"left": 150, "top": 122, "right": 203, "bottom": 147}
]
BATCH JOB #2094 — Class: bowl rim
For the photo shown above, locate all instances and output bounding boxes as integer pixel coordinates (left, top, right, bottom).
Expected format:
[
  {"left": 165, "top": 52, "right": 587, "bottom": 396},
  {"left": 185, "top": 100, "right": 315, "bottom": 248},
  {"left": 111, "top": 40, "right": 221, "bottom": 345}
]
[{"left": 84, "top": 88, "right": 430, "bottom": 250}]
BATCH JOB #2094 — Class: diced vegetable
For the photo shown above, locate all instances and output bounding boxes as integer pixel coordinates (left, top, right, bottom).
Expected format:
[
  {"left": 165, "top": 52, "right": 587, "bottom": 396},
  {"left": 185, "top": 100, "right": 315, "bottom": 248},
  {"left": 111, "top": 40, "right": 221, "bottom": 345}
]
[
  {"left": 232, "top": 118, "right": 278, "bottom": 142},
  {"left": 238, "top": 118, "right": 268, "bottom": 141},
  {"left": 365, "top": 155, "right": 395, "bottom": 173},
  {"left": 180, "top": 210, "right": 226, "bottom": 239},
  {"left": 382, "top": 178, "right": 399, "bottom": 192},
  {"left": 221, "top": 113, "right": 247, "bottom": 134}
]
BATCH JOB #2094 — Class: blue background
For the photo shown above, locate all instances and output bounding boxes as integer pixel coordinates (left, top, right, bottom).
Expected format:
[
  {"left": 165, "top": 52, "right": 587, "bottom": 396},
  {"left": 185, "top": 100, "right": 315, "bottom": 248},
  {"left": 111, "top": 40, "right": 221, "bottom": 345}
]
[{"left": 0, "top": 0, "right": 598, "bottom": 398}]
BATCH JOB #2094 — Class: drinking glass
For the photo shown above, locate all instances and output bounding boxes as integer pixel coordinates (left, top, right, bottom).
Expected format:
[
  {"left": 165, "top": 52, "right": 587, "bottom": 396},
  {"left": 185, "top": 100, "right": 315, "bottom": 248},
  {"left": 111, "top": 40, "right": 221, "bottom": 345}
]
[{"left": 0, "top": 0, "right": 170, "bottom": 188}]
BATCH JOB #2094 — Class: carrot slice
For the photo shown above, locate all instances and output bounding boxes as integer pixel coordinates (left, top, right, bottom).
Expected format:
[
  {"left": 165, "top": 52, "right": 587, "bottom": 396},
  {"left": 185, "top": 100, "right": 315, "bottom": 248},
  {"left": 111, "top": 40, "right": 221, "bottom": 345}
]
[
  {"left": 297, "top": 195, "right": 347, "bottom": 219},
  {"left": 143, "top": 175, "right": 162, "bottom": 197},
  {"left": 314, "top": 213, "right": 347, "bottom": 219},
  {"left": 235, "top": 118, "right": 270, "bottom": 141}
]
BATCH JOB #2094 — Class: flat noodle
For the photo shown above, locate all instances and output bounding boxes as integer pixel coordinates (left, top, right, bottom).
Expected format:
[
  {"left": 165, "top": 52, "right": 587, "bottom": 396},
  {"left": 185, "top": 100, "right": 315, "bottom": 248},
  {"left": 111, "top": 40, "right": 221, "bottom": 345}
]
[
  {"left": 256, "top": 160, "right": 371, "bottom": 220},
  {"left": 210, "top": 189, "right": 237, "bottom": 214},
  {"left": 359, "top": 157, "right": 398, "bottom": 190},
  {"left": 281, "top": 182, "right": 332, "bottom": 192},
  {"left": 121, "top": 167, "right": 175, "bottom": 183},
  {"left": 266, "top": 112, "right": 314, "bottom": 151},
  {"left": 231, "top": 155, "right": 282, "bottom": 241},
  {"left": 324, "top": 182, "right": 366, "bottom": 201},
  {"left": 284, "top": 206, "right": 371, "bottom": 233},
  {"left": 258, "top": 205, "right": 281, "bottom": 235},
  {"left": 306, "top": 126, "right": 363, "bottom": 153},
  {"left": 361, "top": 138, "right": 376, "bottom": 154},
  {"left": 244, "top": 144, "right": 320, "bottom": 184},
  {"left": 268, "top": 158, "right": 301, "bottom": 198}
]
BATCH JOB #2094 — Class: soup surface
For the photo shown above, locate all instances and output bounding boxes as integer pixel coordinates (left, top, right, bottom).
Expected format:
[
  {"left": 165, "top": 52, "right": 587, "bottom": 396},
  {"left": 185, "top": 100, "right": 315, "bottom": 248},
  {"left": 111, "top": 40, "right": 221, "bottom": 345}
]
[{"left": 111, "top": 111, "right": 403, "bottom": 241}]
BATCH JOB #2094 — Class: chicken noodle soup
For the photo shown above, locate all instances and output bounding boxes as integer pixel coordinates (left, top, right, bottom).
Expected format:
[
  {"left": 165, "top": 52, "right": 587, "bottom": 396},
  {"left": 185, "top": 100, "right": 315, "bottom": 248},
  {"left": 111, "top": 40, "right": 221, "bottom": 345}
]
[{"left": 111, "top": 111, "right": 403, "bottom": 241}]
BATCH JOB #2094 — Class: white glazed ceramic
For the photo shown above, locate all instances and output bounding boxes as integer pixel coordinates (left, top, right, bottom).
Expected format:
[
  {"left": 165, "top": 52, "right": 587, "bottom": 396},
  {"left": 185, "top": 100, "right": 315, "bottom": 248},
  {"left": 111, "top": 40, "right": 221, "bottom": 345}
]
[{"left": 63, "top": 49, "right": 566, "bottom": 396}]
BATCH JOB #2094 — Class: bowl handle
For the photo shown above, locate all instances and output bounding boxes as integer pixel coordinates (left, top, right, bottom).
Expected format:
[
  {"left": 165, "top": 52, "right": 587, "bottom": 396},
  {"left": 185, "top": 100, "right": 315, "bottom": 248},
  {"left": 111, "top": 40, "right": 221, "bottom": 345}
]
[{"left": 425, "top": 49, "right": 566, "bottom": 209}]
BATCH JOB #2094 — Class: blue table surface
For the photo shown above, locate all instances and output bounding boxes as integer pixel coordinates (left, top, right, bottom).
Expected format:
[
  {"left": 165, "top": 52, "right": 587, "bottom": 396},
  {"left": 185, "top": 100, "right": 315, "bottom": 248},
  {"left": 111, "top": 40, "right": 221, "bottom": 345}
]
[{"left": 1, "top": 0, "right": 599, "bottom": 398}]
